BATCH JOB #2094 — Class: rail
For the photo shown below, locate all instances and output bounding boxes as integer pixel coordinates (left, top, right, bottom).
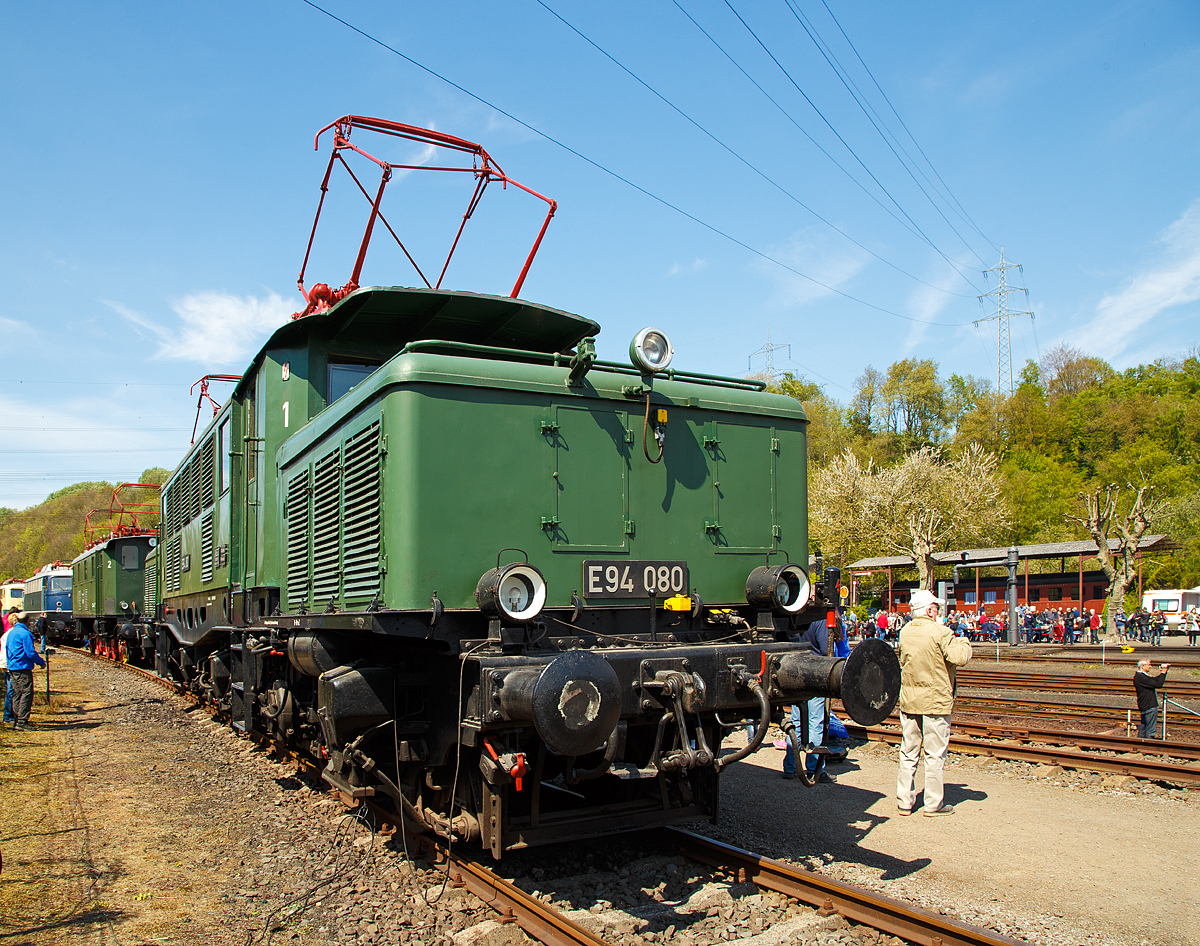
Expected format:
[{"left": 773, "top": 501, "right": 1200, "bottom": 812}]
[
  {"left": 957, "top": 668, "right": 1200, "bottom": 699},
  {"left": 664, "top": 827, "right": 1026, "bottom": 946},
  {"left": 843, "top": 723, "right": 1200, "bottom": 784},
  {"left": 63, "top": 646, "right": 1029, "bottom": 946}
]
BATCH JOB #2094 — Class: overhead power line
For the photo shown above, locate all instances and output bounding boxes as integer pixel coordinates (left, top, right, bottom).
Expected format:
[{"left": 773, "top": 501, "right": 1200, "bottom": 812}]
[
  {"left": 297, "top": 0, "right": 966, "bottom": 327},
  {"left": 537, "top": 0, "right": 971, "bottom": 300},
  {"left": 722, "top": 0, "right": 983, "bottom": 293},
  {"left": 817, "top": 0, "right": 999, "bottom": 255},
  {"left": 668, "top": 0, "right": 975, "bottom": 299},
  {"left": 779, "top": 0, "right": 990, "bottom": 268}
]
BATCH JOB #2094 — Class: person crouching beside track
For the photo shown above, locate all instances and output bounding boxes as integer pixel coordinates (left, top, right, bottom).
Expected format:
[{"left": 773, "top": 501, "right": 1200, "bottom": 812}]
[
  {"left": 895, "top": 589, "right": 973, "bottom": 817},
  {"left": 1134, "top": 659, "right": 1170, "bottom": 739},
  {"left": 4, "top": 610, "right": 43, "bottom": 731}
]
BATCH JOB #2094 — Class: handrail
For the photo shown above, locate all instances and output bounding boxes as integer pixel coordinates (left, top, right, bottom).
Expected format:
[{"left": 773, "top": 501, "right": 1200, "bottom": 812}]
[{"left": 398, "top": 340, "right": 768, "bottom": 391}]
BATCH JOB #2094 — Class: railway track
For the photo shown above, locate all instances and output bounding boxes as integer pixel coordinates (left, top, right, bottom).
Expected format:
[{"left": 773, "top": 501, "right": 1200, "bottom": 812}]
[
  {"left": 837, "top": 693, "right": 1200, "bottom": 734},
  {"left": 844, "top": 722, "right": 1200, "bottom": 785},
  {"left": 1006, "top": 653, "right": 1200, "bottom": 669},
  {"left": 957, "top": 667, "right": 1200, "bottom": 699},
  {"left": 955, "top": 694, "right": 1200, "bottom": 734},
  {"left": 60, "top": 646, "right": 1024, "bottom": 946}
]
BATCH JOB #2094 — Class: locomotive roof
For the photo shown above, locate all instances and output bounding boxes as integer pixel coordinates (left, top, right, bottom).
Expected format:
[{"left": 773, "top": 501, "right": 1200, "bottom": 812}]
[
  {"left": 70, "top": 532, "right": 157, "bottom": 567},
  {"left": 235, "top": 286, "right": 601, "bottom": 398}
]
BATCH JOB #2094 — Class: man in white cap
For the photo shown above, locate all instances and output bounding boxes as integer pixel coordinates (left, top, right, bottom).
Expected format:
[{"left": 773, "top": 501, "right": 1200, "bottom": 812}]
[{"left": 896, "top": 588, "right": 972, "bottom": 816}]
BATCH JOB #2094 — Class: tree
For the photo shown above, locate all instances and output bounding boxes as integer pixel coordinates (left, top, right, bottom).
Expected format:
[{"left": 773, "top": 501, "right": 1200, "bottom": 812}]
[
  {"left": 849, "top": 366, "right": 882, "bottom": 435},
  {"left": 808, "top": 450, "right": 879, "bottom": 567},
  {"left": 873, "top": 444, "right": 1009, "bottom": 589},
  {"left": 1066, "top": 483, "right": 1163, "bottom": 641},
  {"left": 879, "top": 359, "right": 946, "bottom": 444},
  {"left": 1039, "top": 343, "right": 1114, "bottom": 399},
  {"left": 945, "top": 373, "right": 992, "bottom": 433},
  {"left": 809, "top": 444, "right": 1009, "bottom": 588},
  {"left": 770, "top": 372, "right": 850, "bottom": 465}
]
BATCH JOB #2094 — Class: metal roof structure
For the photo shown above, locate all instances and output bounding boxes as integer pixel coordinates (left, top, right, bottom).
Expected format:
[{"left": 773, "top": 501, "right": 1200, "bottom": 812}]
[{"left": 848, "top": 534, "right": 1177, "bottom": 571}]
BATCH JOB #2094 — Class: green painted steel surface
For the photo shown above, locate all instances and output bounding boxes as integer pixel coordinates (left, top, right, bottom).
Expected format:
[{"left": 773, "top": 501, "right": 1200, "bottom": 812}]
[
  {"left": 71, "top": 535, "right": 156, "bottom": 622},
  {"left": 277, "top": 349, "right": 808, "bottom": 613},
  {"left": 157, "top": 286, "right": 808, "bottom": 623}
]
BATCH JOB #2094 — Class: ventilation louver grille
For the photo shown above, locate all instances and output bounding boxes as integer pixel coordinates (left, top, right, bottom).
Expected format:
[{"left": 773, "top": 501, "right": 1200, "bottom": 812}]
[
  {"left": 341, "top": 422, "right": 381, "bottom": 603},
  {"left": 286, "top": 470, "right": 312, "bottom": 610},
  {"left": 145, "top": 557, "right": 158, "bottom": 612},
  {"left": 201, "top": 436, "right": 216, "bottom": 510},
  {"left": 201, "top": 513, "right": 214, "bottom": 582},
  {"left": 311, "top": 449, "right": 342, "bottom": 604},
  {"left": 166, "top": 535, "right": 182, "bottom": 593}
]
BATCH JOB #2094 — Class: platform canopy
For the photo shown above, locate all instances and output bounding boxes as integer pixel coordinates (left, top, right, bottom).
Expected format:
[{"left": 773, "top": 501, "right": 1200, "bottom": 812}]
[{"left": 848, "top": 534, "right": 1178, "bottom": 571}]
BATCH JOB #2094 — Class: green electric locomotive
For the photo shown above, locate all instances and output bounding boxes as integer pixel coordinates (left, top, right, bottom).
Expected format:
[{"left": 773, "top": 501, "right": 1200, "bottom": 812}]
[
  {"left": 72, "top": 483, "right": 160, "bottom": 657},
  {"left": 145, "top": 117, "right": 899, "bottom": 856}
]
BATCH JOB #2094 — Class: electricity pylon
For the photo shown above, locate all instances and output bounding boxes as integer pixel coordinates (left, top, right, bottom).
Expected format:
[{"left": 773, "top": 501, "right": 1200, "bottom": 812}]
[
  {"left": 748, "top": 327, "right": 790, "bottom": 382},
  {"left": 976, "top": 247, "right": 1033, "bottom": 397}
]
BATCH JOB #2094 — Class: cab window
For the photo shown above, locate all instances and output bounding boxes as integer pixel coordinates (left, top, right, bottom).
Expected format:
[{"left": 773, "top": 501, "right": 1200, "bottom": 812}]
[
  {"left": 121, "top": 545, "right": 139, "bottom": 570},
  {"left": 328, "top": 361, "right": 380, "bottom": 405},
  {"left": 50, "top": 577, "right": 71, "bottom": 592}
]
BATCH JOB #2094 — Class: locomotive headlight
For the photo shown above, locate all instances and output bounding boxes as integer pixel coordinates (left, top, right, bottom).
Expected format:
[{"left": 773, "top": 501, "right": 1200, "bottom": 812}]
[
  {"left": 745, "top": 563, "right": 811, "bottom": 615},
  {"left": 629, "top": 327, "right": 674, "bottom": 374},
  {"left": 476, "top": 562, "right": 547, "bottom": 623}
]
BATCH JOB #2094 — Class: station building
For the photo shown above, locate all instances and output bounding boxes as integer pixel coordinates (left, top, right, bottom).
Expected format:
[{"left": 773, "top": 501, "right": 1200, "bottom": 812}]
[{"left": 847, "top": 534, "right": 1178, "bottom": 616}]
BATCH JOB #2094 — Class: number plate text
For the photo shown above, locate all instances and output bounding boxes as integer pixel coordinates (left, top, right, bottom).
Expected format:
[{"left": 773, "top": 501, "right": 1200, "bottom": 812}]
[{"left": 582, "top": 561, "right": 689, "bottom": 599}]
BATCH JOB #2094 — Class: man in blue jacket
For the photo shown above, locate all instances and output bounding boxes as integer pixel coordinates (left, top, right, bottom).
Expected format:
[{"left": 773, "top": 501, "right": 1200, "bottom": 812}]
[{"left": 5, "top": 611, "right": 44, "bottom": 731}]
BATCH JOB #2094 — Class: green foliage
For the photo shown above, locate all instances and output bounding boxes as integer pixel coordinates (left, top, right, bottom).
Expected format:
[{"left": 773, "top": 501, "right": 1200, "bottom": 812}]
[
  {"left": 0, "top": 482, "right": 117, "bottom": 579},
  {"left": 775, "top": 349, "right": 1200, "bottom": 590},
  {"left": 0, "top": 467, "right": 172, "bottom": 581}
]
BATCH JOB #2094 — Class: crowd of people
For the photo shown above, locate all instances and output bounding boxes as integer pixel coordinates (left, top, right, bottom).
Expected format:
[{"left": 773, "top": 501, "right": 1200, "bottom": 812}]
[{"left": 844, "top": 601, "right": 1197, "bottom": 646}]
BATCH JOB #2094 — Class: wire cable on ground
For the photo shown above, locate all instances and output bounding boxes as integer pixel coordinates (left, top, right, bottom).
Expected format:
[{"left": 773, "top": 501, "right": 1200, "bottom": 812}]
[
  {"left": 245, "top": 808, "right": 377, "bottom": 946},
  {"left": 296, "top": 0, "right": 966, "bottom": 328}
]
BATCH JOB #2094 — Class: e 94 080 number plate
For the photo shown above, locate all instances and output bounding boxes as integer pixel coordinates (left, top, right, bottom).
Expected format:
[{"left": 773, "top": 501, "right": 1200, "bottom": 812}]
[{"left": 583, "top": 561, "right": 689, "bottom": 599}]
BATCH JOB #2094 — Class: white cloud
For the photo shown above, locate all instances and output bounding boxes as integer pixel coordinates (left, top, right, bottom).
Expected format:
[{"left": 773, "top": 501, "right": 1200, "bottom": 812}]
[
  {"left": 391, "top": 141, "right": 437, "bottom": 181},
  {"left": 753, "top": 229, "right": 868, "bottom": 311},
  {"left": 1084, "top": 200, "right": 1200, "bottom": 359},
  {"left": 0, "top": 316, "right": 31, "bottom": 333},
  {"left": 107, "top": 291, "right": 291, "bottom": 368},
  {"left": 667, "top": 258, "right": 708, "bottom": 277}
]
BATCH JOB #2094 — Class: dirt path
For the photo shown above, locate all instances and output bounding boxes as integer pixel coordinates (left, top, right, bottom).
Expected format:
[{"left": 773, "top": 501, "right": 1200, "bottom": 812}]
[
  {"left": 0, "top": 653, "right": 518, "bottom": 946},
  {"left": 709, "top": 732, "right": 1200, "bottom": 946},
  {"left": 5, "top": 651, "right": 1196, "bottom": 946},
  {"left": 0, "top": 654, "right": 270, "bottom": 944}
]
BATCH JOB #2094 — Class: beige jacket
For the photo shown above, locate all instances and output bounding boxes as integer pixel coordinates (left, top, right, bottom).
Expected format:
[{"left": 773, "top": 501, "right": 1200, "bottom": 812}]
[{"left": 897, "top": 616, "right": 973, "bottom": 715}]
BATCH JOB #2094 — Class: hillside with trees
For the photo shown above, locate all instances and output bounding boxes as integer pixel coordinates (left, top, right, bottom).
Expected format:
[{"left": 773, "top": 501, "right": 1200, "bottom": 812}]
[
  {"left": 773, "top": 344, "right": 1200, "bottom": 594},
  {"left": 0, "top": 469, "right": 170, "bottom": 581}
]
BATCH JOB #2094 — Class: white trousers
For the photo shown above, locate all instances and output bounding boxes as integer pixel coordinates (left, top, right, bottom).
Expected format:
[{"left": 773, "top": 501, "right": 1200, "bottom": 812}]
[{"left": 896, "top": 712, "right": 951, "bottom": 812}]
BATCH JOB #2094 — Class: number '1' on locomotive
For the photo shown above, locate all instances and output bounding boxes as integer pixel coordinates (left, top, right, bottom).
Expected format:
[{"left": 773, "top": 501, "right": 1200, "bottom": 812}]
[{"left": 129, "top": 116, "right": 899, "bottom": 857}]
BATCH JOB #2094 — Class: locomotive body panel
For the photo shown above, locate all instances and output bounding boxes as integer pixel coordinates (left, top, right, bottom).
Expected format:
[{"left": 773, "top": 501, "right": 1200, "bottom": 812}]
[{"left": 275, "top": 344, "right": 807, "bottom": 615}]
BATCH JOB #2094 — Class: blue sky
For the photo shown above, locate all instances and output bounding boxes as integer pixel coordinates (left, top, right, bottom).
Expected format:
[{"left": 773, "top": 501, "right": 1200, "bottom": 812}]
[{"left": 1, "top": 1, "right": 1198, "bottom": 508}]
